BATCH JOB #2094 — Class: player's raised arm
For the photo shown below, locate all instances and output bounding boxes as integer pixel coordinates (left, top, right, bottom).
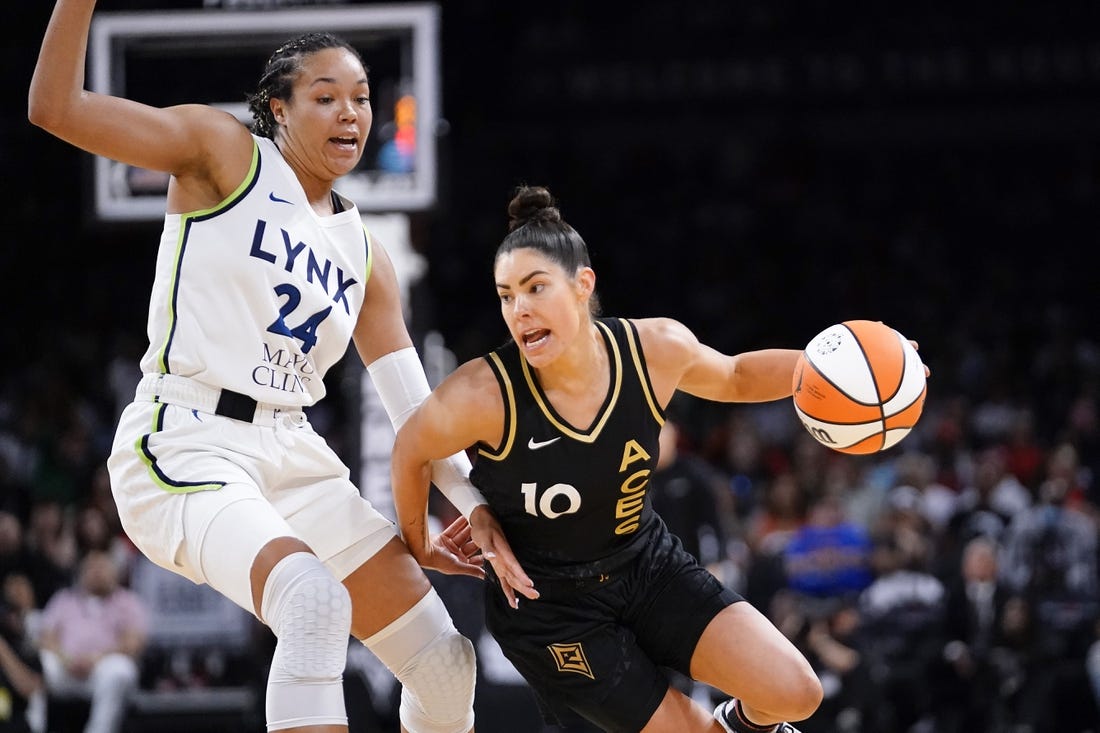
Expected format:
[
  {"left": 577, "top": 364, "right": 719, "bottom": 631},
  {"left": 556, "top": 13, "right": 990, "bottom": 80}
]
[{"left": 29, "top": 0, "right": 250, "bottom": 201}]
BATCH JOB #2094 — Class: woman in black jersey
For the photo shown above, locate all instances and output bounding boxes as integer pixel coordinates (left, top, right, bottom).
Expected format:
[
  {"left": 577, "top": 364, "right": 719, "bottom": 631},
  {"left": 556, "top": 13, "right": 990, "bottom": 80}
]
[{"left": 392, "top": 185, "right": 824, "bottom": 733}]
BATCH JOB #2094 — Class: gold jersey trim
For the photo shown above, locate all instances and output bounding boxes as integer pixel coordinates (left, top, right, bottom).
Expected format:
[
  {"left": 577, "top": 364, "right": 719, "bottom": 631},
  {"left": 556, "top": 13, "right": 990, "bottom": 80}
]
[
  {"left": 477, "top": 351, "right": 517, "bottom": 461},
  {"left": 619, "top": 318, "right": 664, "bottom": 426},
  {"left": 519, "top": 320, "right": 623, "bottom": 444}
]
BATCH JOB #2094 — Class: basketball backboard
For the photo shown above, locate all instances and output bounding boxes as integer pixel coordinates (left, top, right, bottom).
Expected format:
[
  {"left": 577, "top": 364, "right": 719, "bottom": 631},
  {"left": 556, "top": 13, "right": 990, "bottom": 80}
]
[{"left": 88, "top": 4, "right": 440, "bottom": 221}]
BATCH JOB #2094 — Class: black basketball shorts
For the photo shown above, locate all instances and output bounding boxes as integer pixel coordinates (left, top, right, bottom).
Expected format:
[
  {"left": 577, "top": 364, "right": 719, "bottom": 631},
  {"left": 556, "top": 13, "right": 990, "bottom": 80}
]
[{"left": 484, "top": 529, "right": 742, "bottom": 732}]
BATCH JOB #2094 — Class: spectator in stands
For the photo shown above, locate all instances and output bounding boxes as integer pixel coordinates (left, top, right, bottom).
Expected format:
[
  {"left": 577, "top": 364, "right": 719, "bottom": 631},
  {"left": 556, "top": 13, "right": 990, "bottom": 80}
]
[
  {"left": 998, "top": 454, "right": 1100, "bottom": 730},
  {"left": 23, "top": 501, "right": 75, "bottom": 607},
  {"left": 0, "top": 572, "right": 44, "bottom": 733},
  {"left": 890, "top": 451, "right": 958, "bottom": 536},
  {"left": 37, "top": 550, "right": 148, "bottom": 733},
  {"left": 1002, "top": 407, "right": 1045, "bottom": 494},
  {"left": 936, "top": 535, "right": 1012, "bottom": 733},
  {"left": 746, "top": 471, "right": 808, "bottom": 557},
  {"left": 650, "top": 414, "right": 730, "bottom": 567},
  {"left": 743, "top": 471, "right": 809, "bottom": 613},
  {"left": 1064, "top": 389, "right": 1099, "bottom": 507},
  {"left": 858, "top": 530, "right": 947, "bottom": 732},
  {"left": 0, "top": 514, "right": 29, "bottom": 592},
  {"left": 782, "top": 490, "right": 873, "bottom": 603},
  {"left": 1000, "top": 453, "right": 1098, "bottom": 605}
]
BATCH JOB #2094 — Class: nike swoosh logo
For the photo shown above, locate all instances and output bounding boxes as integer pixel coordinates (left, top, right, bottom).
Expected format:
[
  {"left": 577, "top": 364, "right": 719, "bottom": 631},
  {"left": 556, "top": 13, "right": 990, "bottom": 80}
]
[
  {"left": 527, "top": 436, "right": 561, "bottom": 450},
  {"left": 269, "top": 192, "right": 293, "bottom": 204}
]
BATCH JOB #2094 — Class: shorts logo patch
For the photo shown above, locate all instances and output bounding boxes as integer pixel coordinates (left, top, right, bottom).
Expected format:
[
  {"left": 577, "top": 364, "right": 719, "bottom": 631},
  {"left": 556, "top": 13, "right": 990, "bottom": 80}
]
[{"left": 547, "top": 642, "right": 594, "bottom": 679}]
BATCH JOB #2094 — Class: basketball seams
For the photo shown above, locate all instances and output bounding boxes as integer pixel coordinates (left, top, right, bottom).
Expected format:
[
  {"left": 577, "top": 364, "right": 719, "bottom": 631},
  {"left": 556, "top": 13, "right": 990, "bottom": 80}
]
[
  {"left": 796, "top": 356, "right": 883, "bottom": 422},
  {"left": 809, "top": 351, "right": 876, "bottom": 410},
  {"left": 849, "top": 323, "right": 891, "bottom": 427}
]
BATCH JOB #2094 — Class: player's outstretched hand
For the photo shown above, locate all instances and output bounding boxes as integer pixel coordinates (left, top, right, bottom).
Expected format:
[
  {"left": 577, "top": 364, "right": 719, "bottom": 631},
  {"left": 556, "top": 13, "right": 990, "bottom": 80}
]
[
  {"left": 468, "top": 505, "right": 539, "bottom": 609},
  {"left": 908, "top": 339, "right": 931, "bottom": 378},
  {"left": 422, "top": 515, "right": 487, "bottom": 580}
]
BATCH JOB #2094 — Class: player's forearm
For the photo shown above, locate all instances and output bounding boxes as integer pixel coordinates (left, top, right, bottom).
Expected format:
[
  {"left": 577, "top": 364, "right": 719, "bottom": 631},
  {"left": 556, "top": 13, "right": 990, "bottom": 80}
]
[
  {"left": 391, "top": 454, "right": 435, "bottom": 562},
  {"left": 728, "top": 348, "right": 802, "bottom": 401},
  {"left": 28, "top": 0, "right": 96, "bottom": 131}
]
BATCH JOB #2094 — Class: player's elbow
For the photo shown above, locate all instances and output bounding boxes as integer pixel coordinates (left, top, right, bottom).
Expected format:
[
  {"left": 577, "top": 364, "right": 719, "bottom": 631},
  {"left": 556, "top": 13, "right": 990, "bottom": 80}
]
[
  {"left": 27, "top": 92, "right": 70, "bottom": 136},
  {"left": 391, "top": 429, "right": 431, "bottom": 484}
]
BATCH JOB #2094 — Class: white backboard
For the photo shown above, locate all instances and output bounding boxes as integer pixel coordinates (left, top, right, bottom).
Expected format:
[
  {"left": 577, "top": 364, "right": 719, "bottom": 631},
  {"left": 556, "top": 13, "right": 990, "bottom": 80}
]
[{"left": 89, "top": 4, "right": 440, "bottom": 221}]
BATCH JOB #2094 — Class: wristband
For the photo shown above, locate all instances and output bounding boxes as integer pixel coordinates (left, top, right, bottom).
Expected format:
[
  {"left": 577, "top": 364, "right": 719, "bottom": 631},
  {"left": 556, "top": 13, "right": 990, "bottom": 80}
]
[{"left": 367, "top": 347, "right": 487, "bottom": 518}]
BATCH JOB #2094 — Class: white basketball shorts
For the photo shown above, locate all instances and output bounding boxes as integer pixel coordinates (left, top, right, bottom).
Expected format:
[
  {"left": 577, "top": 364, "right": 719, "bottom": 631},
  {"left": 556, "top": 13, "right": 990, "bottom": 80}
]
[{"left": 107, "top": 374, "right": 397, "bottom": 614}]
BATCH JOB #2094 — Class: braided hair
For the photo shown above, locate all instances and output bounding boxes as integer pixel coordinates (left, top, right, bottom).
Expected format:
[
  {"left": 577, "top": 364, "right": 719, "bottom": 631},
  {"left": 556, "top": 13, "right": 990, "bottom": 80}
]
[
  {"left": 245, "top": 32, "right": 367, "bottom": 139},
  {"left": 498, "top": 185, "right": 601, "bottom": 316}
]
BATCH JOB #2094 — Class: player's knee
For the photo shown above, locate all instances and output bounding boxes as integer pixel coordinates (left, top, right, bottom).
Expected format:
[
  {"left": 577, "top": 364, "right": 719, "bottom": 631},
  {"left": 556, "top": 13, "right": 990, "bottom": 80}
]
[
  {"left": 262, "top": 552, "right": 351, "bottom": 679},
  {"left": 397, "top": 630, "right": 476, "bottom": 732},
  {"left": 262, "top": 552, "right": 351, "bottom": 729},
  {"left": 759, "top": 666, "right": 823, "bottom": 723},
  {"left": 789, "top": 669, "right": 824, "bottom": 721},
  {"left": 264, "top": 550, "right": 349, "bottom": 677},
  {"left": 362, "top": 588, "right": 475, "bottom": 733}
]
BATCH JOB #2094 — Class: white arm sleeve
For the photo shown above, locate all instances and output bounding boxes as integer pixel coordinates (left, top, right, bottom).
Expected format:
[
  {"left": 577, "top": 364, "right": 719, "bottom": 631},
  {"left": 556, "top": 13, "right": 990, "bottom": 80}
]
[{"left": 367, "top": 347, "right": 488, "bottom": 519}]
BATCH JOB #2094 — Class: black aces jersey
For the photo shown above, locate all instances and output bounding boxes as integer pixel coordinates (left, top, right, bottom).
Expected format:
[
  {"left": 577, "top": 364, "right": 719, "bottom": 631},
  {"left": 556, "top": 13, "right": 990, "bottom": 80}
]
[{"left": 470, "top": 317, "right": 666, "bottom": 580}]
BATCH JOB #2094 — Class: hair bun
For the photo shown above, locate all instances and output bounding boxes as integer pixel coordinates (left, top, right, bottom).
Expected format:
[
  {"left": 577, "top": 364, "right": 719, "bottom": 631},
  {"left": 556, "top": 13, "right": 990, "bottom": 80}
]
[{"left": 507, "top": 185, "right": 562, "bottom": 232}]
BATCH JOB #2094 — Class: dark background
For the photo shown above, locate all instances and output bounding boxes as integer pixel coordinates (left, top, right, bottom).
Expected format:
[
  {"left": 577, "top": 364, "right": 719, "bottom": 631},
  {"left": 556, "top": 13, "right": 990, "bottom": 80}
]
[
  {"left": 5, "top": 0, "right": 1100, "bottom": 409},
  {"left": 5, "top": 3, "right": 1100, "bottom": 732}
]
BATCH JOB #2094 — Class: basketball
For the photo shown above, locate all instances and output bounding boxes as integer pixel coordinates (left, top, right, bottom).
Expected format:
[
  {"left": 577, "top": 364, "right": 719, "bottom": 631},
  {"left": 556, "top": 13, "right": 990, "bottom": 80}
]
[{"left": 792, "top": 320, "right": 926, "bottom": 455}]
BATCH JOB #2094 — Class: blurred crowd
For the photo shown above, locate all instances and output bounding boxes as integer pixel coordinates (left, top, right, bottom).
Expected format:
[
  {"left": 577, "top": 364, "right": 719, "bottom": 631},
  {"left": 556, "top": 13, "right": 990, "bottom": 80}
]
[{"left": 1, "top": 308, "right": 1097, "bottom": 733}]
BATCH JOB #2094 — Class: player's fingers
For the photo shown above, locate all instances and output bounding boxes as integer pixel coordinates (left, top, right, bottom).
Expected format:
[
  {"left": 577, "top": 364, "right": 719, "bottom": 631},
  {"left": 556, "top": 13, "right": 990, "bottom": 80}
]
[
  {"left": 450, "top": 523, "right": 473, "bottom": 546},
  {"left": 443, "top": 515, "right": 470, "bottom": 538},
  {"left": 437, "top": 534, "right": 461, "bottom": 556},
  {"left": 487, "top": 555, "right": 538, "bottom": 600},
  {"left": 455, "top": 555, "right": 486, "bottom": 579},
  {"left": 500, "top": 582, "right": 518, "bottom": 610}
]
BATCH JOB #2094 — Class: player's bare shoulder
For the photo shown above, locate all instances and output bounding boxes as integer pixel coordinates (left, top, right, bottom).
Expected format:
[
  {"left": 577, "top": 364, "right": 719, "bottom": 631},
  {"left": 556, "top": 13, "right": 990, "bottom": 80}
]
[
  {"left": 432, "top": 357, "right": 505, "bottom": 444},
  {"left": 165, "top": 105, "right": 255, "bottom": 212},
  {"left": 629, "top": 317, "right": 702, "bottom": 405},
  {"left": 176, "top": 105, "right": 254, "bottom": 178},
  {"left": 440, "top": 357, "right": 501, "bottom": 407},
  {"left": 630, "top": 317, "right": 700, "bottom": 368}
]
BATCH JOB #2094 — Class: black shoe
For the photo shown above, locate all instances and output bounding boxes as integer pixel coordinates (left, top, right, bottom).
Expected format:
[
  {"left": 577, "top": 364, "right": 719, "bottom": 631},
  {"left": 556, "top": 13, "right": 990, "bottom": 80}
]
[{"left": 713, "top": 698, "right": 802, "bottom": 733}]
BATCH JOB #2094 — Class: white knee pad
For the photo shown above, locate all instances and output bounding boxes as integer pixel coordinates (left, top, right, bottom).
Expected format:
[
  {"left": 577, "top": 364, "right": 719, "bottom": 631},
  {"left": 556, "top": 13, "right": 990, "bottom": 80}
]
[
  {"left": 362, "top": 588, "right": 476, "bottom": 733},
  {"left": 261, "top": 552, "right": 352, "bottom": 731}
]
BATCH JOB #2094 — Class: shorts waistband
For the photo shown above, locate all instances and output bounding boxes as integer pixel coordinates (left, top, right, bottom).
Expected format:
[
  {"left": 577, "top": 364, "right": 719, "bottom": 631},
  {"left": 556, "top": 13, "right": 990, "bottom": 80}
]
[
  {"left": 487, "top": 564, "right": 621, "bottom": 601},
  {"left": 135, "top": 374, "right": 291, "bottom": 426}
]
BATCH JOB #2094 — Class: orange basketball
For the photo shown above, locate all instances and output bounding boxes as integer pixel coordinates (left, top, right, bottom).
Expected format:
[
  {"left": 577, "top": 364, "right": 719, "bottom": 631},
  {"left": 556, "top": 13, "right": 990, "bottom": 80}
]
[{"left": 792, "top": 320, "right": 926, "bottom": 455}]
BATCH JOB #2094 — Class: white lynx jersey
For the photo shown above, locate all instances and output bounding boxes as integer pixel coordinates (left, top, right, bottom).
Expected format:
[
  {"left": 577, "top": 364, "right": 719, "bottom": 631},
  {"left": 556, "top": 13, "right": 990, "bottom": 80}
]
[{"left": 139, "top": 136, "right": 371, "bottom": 408}]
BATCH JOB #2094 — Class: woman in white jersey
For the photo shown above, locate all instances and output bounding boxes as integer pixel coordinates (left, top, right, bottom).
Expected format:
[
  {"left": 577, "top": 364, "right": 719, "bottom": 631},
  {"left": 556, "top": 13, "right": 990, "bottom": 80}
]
[{"left": 29, "top": 3, "right": 487, "bottom": 733}]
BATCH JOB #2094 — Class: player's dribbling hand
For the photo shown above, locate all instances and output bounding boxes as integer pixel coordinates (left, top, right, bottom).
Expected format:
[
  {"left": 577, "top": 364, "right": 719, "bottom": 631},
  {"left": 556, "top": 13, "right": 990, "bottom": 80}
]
[
  {"left": 468, "top": 505, "right": 539, "bottom": 609},
  {"left": 908, "top": 339, "right": 932, "bottom": 378}
]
